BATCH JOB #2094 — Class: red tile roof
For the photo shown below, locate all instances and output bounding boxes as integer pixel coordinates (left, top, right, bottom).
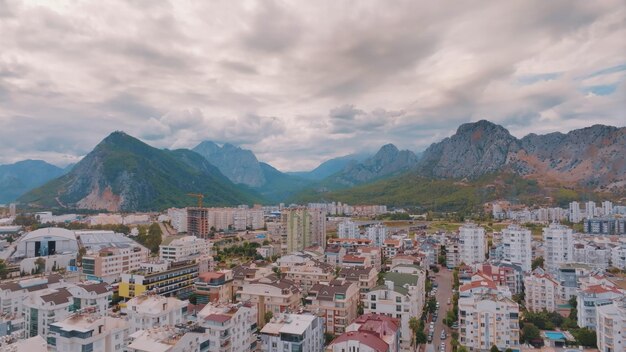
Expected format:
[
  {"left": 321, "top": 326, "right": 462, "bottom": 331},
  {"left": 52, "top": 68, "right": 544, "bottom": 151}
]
[{"left": 330, "top": 331, "right": 389, "bottom": 352}]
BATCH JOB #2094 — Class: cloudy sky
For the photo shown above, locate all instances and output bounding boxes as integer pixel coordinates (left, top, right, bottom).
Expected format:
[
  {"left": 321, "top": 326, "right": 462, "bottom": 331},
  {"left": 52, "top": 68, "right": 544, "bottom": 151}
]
[{"left": 0, "top": 0, "right": 624, "bottom": 171}]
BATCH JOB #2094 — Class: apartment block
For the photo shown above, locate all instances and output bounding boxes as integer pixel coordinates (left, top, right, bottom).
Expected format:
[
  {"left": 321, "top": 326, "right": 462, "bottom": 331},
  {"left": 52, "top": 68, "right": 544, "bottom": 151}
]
[
  {"left": 458, "top": 294, "right": 520, "bottom": 351},
  {"left": 82, "top": 245, "right": 149, "bottom": 283},
  {"left": 338, "top": 266, "right": 379, "bottom": 300},
  {"left": 260, "top": 313, "right": 325, "bottom": 352},
  {"left": 305, "top": 280, "right": 360, "bottom": 335},
  {"left": 577, "top": 284, "right": 624, "bottom": 329},
  {"left": 237, "top": 276, "right": 302, "bottom": 328},
  {"left": 194, "top": 270, "right": 234, "bottom": 304},
  {"left": 328, "top": 314, "right": 400, "bottom": 352},
  {"left": 459, "top": 223, "right": 486, "bottom": 265},
  {"left": 49, "top": 313, "right": 128, "bottom": 352},
  {"left": 524, "top": 268, "right": 559, "bottom": 312},
  {"left": 125, "top": 294, "right": 187, "bottom": 333},
  {"left": 502, "top": 224, "right": 532, "bottom": 272},
  {"left": 159, "top": 235, "right": 212, "bottom": 263},
  {"left": 197, "top": 302, "right": 258, "bottom": 352},
  {"left": 596, "top": 297, "right": 626, "bottom": 352},
  {"left": 543, "top": 223, "right": 574, "bottom": 274},
  {"left": 119, "top": 260, "right": 199, "bottom": 299}
]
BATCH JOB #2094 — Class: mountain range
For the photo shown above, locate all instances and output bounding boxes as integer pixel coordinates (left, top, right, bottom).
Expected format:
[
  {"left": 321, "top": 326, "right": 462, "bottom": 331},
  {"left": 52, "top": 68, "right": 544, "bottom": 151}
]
[
  {"left": 0, "top": 160, "right": 66, "bottom": 204},
  {"left": 11, "top": 120, "right": 626, "bottom": 212}
]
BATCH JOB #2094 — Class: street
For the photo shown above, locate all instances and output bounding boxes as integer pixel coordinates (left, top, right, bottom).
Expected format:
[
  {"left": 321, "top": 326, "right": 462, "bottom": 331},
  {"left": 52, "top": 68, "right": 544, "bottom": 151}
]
[{"left": 426, "top": 266, "right": 454, "bottom": 352}]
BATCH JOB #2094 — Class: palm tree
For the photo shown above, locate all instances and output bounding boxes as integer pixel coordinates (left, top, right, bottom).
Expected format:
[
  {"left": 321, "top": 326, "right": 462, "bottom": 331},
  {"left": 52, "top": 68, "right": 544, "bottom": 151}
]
[{"left": 409, "top": 317, "right": 419, "bottom": 348}]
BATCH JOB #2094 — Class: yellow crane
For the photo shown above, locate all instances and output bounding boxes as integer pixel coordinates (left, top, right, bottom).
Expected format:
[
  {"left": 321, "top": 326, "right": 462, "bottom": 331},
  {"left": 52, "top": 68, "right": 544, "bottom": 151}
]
[{"left": 187, "top": 193, "right": 204, "bottom": 208}]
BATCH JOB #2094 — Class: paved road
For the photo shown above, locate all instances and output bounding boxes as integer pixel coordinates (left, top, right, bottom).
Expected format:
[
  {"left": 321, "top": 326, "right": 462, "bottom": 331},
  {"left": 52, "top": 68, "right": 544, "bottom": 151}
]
[{"left": 426, "top": 266, "right": 454, "bottom": 352}]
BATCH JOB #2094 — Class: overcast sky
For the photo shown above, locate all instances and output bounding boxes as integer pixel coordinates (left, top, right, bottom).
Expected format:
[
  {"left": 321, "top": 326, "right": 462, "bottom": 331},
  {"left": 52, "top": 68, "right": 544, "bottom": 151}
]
[{"left": 0, "top": 0, "right": 624, "bottom": 171}]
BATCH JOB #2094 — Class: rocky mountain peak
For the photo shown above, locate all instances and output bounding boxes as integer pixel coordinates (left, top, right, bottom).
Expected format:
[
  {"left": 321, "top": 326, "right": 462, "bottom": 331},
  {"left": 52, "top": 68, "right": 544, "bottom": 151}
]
[{"left": 192, "top": 140, "right": 266, "bottom": 187}]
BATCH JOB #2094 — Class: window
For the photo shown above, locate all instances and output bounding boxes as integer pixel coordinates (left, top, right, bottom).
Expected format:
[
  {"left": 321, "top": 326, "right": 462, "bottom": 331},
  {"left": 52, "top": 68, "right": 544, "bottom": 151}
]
[
  {"left": 370, "top": 294, "right": 376, "bottom": 301},
  {"left": 370, "top": 303, "right": 376, "bottom": 310}
]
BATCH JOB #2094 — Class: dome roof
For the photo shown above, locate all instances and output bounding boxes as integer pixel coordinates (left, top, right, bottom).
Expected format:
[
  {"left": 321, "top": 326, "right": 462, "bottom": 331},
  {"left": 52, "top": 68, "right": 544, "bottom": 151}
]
[{"left": 21, "top": 227, "right": 77, "bottom": 242}]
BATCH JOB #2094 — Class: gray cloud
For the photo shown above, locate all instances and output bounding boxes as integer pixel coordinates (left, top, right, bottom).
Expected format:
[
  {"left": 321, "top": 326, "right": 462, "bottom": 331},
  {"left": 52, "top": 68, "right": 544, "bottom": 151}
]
[{"left": 0, "top": 0, "right": 624, "bottom": 170}]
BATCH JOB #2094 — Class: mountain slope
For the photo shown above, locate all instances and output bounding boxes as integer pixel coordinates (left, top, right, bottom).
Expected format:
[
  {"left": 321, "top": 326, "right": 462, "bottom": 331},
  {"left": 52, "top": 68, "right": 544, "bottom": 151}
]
[
  {"left": 257, "top": 163, "right": 313, "bottom": 203},
  {"left": 19, "top": 132, "right": 262, "bottom": 211},
  {"left": 288, "top": 153, "right": 370, "bottom": 180},
  {"left": 193, "top": 141, "right": 266, "bottom": 187},
  {"left": 327, "top": 144, "right": 419, "bottom": 187},
  {"left": 0, "top": 160, "right": 65, "bottom": 203}
]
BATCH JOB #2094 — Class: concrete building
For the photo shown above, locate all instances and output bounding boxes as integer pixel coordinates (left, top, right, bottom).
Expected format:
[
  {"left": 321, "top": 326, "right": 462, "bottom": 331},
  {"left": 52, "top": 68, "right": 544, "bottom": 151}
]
[
  {"left": 280, "top": 208, "right": 327, "bottom": 254},
  {"left": 584, "top": 217, "right": 626, "bottom": 235},
  {"left": 126, "top": 326, "right": 205, "bottom": 352},
  {"left": 197, "top": 302, "right": 258, "bottom": 352},
  {"left": 445, "top": 241, "right": 461, "bottom": 269},
  {"left": 543, "top": 223, "right": 574, "bottom": 274},
  {"left": 260, "top": 313, "right": 324, "bottom": 352},
  {"left": 305, "top": 280, "right": 360, "bottom": 335},
  {"left": 524, "top": 268, "right": 559, "bottom": 312},
  {"left": 167, "top": 208, "right": 187, "bottom": 233},
  {"left": 363, "top": 268, "right": 424, "bottom": 351},
  {"left": 569, "top": 201, "right": 582, "bottom": 223},
  {"left": 13, "top": 228, "right": 78, "bottom": 259},
  {"left": 194, "top": 270, "right": 234, "bottom": 305},
  {"left": 187, "top": 207, "right": 209, "bottom": 238},
  {"left": 572, "top": 241, "right": 611, "bottom": 270},
  {"left": 602, "top": 201, "right": 614, "bottom": 216},
  {"left": 49, "top": 313, "right": 128, "bottom": 352},
  {"left": 459, "top": 223, "right": 486, "bottom": 265},
  {"left": 159, "top": 236, "right": 212, "bottom": 263},
  {"left": 577, "top": 284, "right": 624, "bottom": 330},
  {"left": 366, "top": 223, "right": 387, "bottom": 247},
  {"left": 119, "top": 260, "right": 199, "bottom": 299},
  {"left": 596, "top": 296, "right": 626, "bottom": 352},
  {"left": 125, "top": 294, "right": 187, "bottom": 333},
  {"left": 82, "top": 244, "right": 150, "bottom": 283},
  {"left": 282, "top": 260, "right": 335, "bottom": 293},
  {"left": 237, "top": 276, "right": 302, "bottom": 328},
  {"left": 338, "top": 266, "right": 379, "bottom": 300},
  {"left": 502, "top": 224, "right": 532, "bottom": 272},
  {"left": 458, "top": 293, "right": 520, "bottom": 351},
  {"left": 586, "top": 201, "right": 598, "bottom": 219},
  {"left": 611, "top": 244, "right": 626, "bottom": 270},
  {"left": 338, "top": 220, "right": 359, "bottom": 239},
  {"left": 328, "top": 314, "right": 400, "bottom": 352}
]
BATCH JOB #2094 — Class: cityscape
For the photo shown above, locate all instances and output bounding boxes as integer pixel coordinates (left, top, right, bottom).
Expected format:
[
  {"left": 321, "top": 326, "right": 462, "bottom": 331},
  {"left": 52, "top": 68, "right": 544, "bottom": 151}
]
[{"left": 0, "top": 1, "right": 625, "bottom": 352}]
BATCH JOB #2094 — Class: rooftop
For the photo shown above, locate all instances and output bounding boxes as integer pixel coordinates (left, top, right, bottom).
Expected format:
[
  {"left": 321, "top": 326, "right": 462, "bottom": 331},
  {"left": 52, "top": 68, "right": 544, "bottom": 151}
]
[{"left": 261, "top": 314, "right": 318, "bottom": 336}]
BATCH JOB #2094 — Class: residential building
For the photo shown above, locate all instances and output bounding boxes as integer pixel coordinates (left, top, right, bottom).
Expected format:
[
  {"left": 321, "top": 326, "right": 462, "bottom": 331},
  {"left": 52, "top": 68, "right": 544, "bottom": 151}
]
[
  {"left": 49, "top": 313, "right": 128, "bottom": 352},
  {"left": 586, "top": 201, "right": 598, "bottom": 219},
  {"left": 502, "top": 224, "right": 532, "bottom": 272},
  {"left": 256, "top": 245, "right": 275, "bottom": 259},
  {"left": 382, "top": 240, "right": 403, "bottom": 259},
  {"left": 556, "top": 263, "right": 593, "bottom": 303},
  {"left": 577, "top": 284, "right": 624, "bottom": 329},
  {"left": 612, "top": 244, "right": 626, "bottom": 270},
  {"left": 357, "top": 247, "right": 383, "bottom": 271},
  {"left": 569, "top": 201, "right": 582, "bottom": 223},
  {"left": 338, "top": 220, "right": 359, "bottom": 239},
  {"left": 167, "top": 208, "right": 187, "bottom": 233},
  {"left": 159, "top": 235, "right": 212, "bottom": 262},
  {"left": 602, "top": 201, "right": 614, "bottom": 216},
  {"left": 328, "top": 314, "right": 400, "bottom": 352},
  {"left": 305, "top": 280, "right": 360, "bottom": 335},
  {"left": 23, "top": 287, "right": 74, "bottom": 339},
  {"left": 458, "top": 293, "right": 520, "bottom": 351},
  {"left": 572, "top": 241, "right": 611, "bottom": 270},
  {"left": 260, "top": 313, "right": 324, "bottom": 352},
  {"left": 197, "top": 302, "right": 258, "bottom": 352},
  {"left": 237, "top": 276, "right": 301, "bottom": 327},
  {"left": 596, "top": 296, "right": 626, "bottom": 352},
  {"left": 324, "top": 245, "right": 346, "bottom": 267},
  {"left": 119, "top": 260, "right": 199, "bottom": 299},
  {"left": 126, "top": 326, "right": 205, "bottom": 352},
  {"left": 194, "top": 270, "right": 234, "bottom": 304},
  {"left": 338, "top": 266, "right": 379, "bottom": 300},
  {"left": 281, "top": 208, "right": 327, "bottom": 254},
  {"left": 478, "top": 262, "right": 524, "bottom": 295},
  {"left": 543, "top": 223, "right": 574, "bottom": 274},
  {"left": 283, "top": 260, "right": 336, "bottom": 293},
  {"left": 125, "top": 294, "right": 187, "bottom": 333},
  {"left": 82, "top": 245, "right": 150, "bottom": 283},
  {"left": 524, "top": 268, "right": 559, "bottom": 312},
  {"left": 459, "top": 223, "right": 486, "bottom": 265},
  {"left": 363, "top": 269, "right": 423, "bottom": 351},
  {"left": 367, "top": 224, "right": 387, "bottom": 247},
  {"left": 584, "top": 217, "right": 626, "bottom": 235},
  {"left": 446, "top": 241, "right": 461, "bottom": 269}
]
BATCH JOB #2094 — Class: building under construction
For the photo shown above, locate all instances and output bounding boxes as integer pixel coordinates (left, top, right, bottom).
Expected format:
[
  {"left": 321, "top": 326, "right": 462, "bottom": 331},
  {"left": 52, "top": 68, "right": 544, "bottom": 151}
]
[{"left": 187, "top": 207, "right": 209, "bottom": 238}]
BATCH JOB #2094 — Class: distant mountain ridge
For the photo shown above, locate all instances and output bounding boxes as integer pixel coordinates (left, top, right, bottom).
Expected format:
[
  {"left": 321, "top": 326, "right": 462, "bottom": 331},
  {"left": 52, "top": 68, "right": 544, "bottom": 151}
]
[
  {"left": 288, "top": 153, "right": 370, "bottom": 181},
  {"left": 193, "top": 141, "right": 266, "bottom": 187},
  {"left": 20, "top": 132, "right": 262, "bottom": 211},
  {"left": 0, "top": 160, "right": 65, "bottom": 204}
]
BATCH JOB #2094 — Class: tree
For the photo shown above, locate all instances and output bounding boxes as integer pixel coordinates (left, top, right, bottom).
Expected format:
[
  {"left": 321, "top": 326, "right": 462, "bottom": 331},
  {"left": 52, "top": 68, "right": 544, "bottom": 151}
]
[
  {"left": 521, "top": 323, "right": 540, "bottom": 343},
  {"left": 490, "top": 345, "right": 499, "bottom": 352},
  {"left": 505, "top": 349, "right": 513, "bottom": 352},
  {"left": 264, "top": 311, "right": 273, "bottom": 323},
  {"left": 531, "top": 257, "right": 544, "bottom": 270},
  {"left": 409, "top": 317, "right": 419, "bottom": 347},
  {"left": 571, "top": 328, "right": 597, "bottom": 347},
  {"left": 457, "top": 347, "right": 469, "bottom": 352},
  {"left": 0, "top": 259, "right": 8, "bottom": 279}
]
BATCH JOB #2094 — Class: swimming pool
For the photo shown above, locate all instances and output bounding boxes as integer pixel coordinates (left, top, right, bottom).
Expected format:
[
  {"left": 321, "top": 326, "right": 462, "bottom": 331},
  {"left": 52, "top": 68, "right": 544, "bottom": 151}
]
[{"left": 544, "top": 331, "right": 566, "bottom": 340}]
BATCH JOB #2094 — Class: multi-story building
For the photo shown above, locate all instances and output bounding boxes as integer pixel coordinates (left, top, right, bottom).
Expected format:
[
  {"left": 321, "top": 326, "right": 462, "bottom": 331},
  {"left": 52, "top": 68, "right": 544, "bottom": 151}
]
[
  {"left": 543, "top": 223, "right": 574, "bottom": 274},
  {"left": 502, "top": 224, "right": 532, "bottom": 272},
  {"left": 283, "top": 260, "right": 336, "bottom": 293},
  {"left": 446, "top": 241, "right": 461, "bottom": 269},
  {"left": 126, "top": 326, "right": 205, "bottom": 352},
  {"left": 167, "top": 208, "right": 187, "bottom": 233},
  {"left": 478, "top": 262, "right": 524, "bottom": 295},
  {"left": 367, "top": 224, "right": 387, "bottom": 247},
  {"left": 159, "top": 235, "right": 212, "bottom": 263},
  {"left": 231, "top": 262, "right": 275, "bottom": 294},
  {"left": 357, "top": 247, "right": 383, "bottom": 271},
  {"left": 125, "top": 294, "right": 187, "bottom": 333},
  {"left": 82, "top": 245, "right": 150, "bottom": 283},
  {"left": 260, "top": 313, "right": 324, "bottom": 352},
  {"left": 305, "top": 280, "right": 359, "bottom": 335},
  {"left": 577, "top": 284, "right": 624, "bottom": 329},
  {"left": 338, "top": 220, "right": 359, "bottom": 239},
  {"left": 556, "top": 263, "right": 593, "bottom": 303},
  {"left": 197, "top": 302, "right": 258, "bottom": 352},
  {"left": 586, "top": 201, "right": 598, "bottom": 219},
  {"left": 524, "top": 268, "right": 559, "bottom": 312},
  {"left": 602, "top": 201, "right": 614, "bottom": 216},
  {"left": 459, "top": 223, "right": 486, "bottom": 265},
  {"left": 382, "top": 240, "right": 403, "bottom": 259},
  {"left": 584, "top": 217, "right": 626, "bottom": 235},
  {"left": 569, "top": 201, "right": 582, "bottom": 223},
  {"left": 194, "top": 270, "right": 234, "bottom": 304},
  {"left": 237, "top": 276, "right": 301, "bottom": 328},
  {"left": 363, "top": 269, "right": 423, "bottom": 351},
  {"left": 611, "top": 244, "right": 626, "bottom": 270},
  {"left": 458, "top": 293, "right": 520, "bottom": 351},
  {"left": 572, "top": 241, "right": 611, "bottom": 270},
  {"left": 49, "top": 313, "right": 128, "bottom": 352},
  {"left": 280, "top": 208, "right": 327, "bottom": 254},
  {"left": 324, "top": 245, "right": 346, "bottom": 266},
  {"left": 328, "top": 314, "right": 400, "bottom": 352},
  {"left": 596, "top": 296, "right": 626, "bottom": 352},
  {"left": 338, "top": 266, "right": 379, "bottom": 300},
  {"left": 187, "top": 207, "right": 209, "bottom": 238},
  {"left": 119, "top": 260, "right": 199, "bottom": 299},
  {"left": 23, "top": 287, "right": 74, "bottom": 339}
]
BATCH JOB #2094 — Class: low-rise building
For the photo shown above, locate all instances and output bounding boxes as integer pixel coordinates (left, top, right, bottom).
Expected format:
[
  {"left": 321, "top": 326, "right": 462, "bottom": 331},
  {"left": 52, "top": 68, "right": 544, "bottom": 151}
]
[
  {"left": 82, "top": 245, "right": 150, "bottom": 283},
  {"left": 194, "top": 270, "right": 234, "bottom": 304},
  {"left": 237, "top": 276, "right": 301, "bottom": 328},
  {"left": 49, "top": 312, "right": 128, "bottom": 352},
  {"left": 305, "top": 280, "right": 360, "bottom": 335},
  {"left": 197, "top": 302, "right": 258, "bottom": 352},
  {"left": 125, "top": 294, "right": 187, "bottom": 333},
  {"left": 283, "top": 260, "right": 335, "bottom": 293},
  {"left": 338, "top": 266, "right": 379, "bottom": 300},
  {"left": 327, "top": 313, "right": 400, "bottom": 352},
  {"left": 126, "top": 326, "right": 205, "bottom": 352},
  {"left": 260, "top": 313, "right": 324, "bottom": 352}
]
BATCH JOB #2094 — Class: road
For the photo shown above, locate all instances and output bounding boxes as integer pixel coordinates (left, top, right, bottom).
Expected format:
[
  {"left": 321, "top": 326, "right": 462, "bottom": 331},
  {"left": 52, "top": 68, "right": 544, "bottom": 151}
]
[{"left": 426, "top": 266, "right": 454, "bottom": 352}]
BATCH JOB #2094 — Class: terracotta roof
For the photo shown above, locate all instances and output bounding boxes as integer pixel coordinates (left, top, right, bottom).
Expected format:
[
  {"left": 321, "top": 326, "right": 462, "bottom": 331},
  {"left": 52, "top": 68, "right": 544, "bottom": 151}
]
[
  {"left": 330, "top": 331, "right": 389, "bottom": 352},
  {"left": 40, "top": 288, "right": 73, "bottom": 305},
  {"left": 460, "top": 279, "right": 497, "bottom": 292},
  {"left": 77, "top": 282, "right": 110, "bottom": 295},
  {"left": 343, "top": 255, "right": 366, "bottom": 263},
  {"left": 204, "top": 313, "right": 232, "bottom": 323},
  {"left": 198, "top": 272, "right": 225, "bottom": 281},
  {"left": 583, "top": 284, "right": 623, "bottom": 295}
]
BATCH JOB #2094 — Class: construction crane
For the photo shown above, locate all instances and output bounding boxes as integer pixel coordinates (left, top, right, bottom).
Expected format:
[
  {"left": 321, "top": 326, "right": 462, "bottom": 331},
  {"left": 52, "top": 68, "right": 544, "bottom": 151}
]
[{"left": 187, "top": 193, "right": 204, "bottom": 208}]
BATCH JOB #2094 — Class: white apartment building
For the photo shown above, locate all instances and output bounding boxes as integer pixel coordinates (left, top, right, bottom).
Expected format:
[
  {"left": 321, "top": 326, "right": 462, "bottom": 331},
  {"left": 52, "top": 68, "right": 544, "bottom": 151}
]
[
  {"left": 237, "top": 276, "right": 302, "bottom": 328},
  {"left": 446, "top": 241, "right": 461, "bottom": 269},
  {"left": 611, "top": 244, "right": 626, "bottom": 270},
  {"left": 125, "top": 295, "right": 187, "bottom": 333},
  {"left": 126, "top": 327, "right": 205, "bottom": 352},
  {"left": 502, "top": 224, "right": 532, "bottom": 272},
  {"left": 338, "top": 220, "right": 359, "bottom": 239},
  {"left": 49, "top": 313, "right": 128, "bottom": 352},
  {"left": 524, "top": 268, "right": 559, "bottom": 312},
  {"left": 543, "top": 223, "right": 574, "bottom": 274},
  {"left": 586, "top": 201, "right": 598, "bottom": 219},
  {"left": 596, "top": 296, "right": 626, "bottom": 352},
  {"left": 23, "top": 287, "right": 74, "bottom": 339},
  {"left": 363, "top": 269, "right": 424, "bottom": 351},
  {"left": 458, "top": 294, "right": 520, "bottom": 351},
  {"left": 159, "top": 235, "right": 212, "bottom": 262},
  {"left": 260, "top": 314, "right": 324, "bottom": 352},
  {"left": 366, "top": 223, "right": 387, "bottom": 247},
  {"left": 197, "top": 302, "right": 257, "bottom": 352},
  {"left": 569, "top": 201, "right": 582, "bottom": 223},
  {"left": 572, "top": 242, "right": 610, "bottom": 270},
  {"left": 602, "top": 201, "right": 614, "bottom": 217},
  {"left": 577, "top": 284, "right": 624, "bottom": 330},
  {"left": 459, "top": 223, "right": 486, "bottom": 265},
  {"left": 82, "top": 245, "right": 150, "bottom": 283},
  {"left": 167, "top": 208, "right": 187, "bottom": 233}
]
